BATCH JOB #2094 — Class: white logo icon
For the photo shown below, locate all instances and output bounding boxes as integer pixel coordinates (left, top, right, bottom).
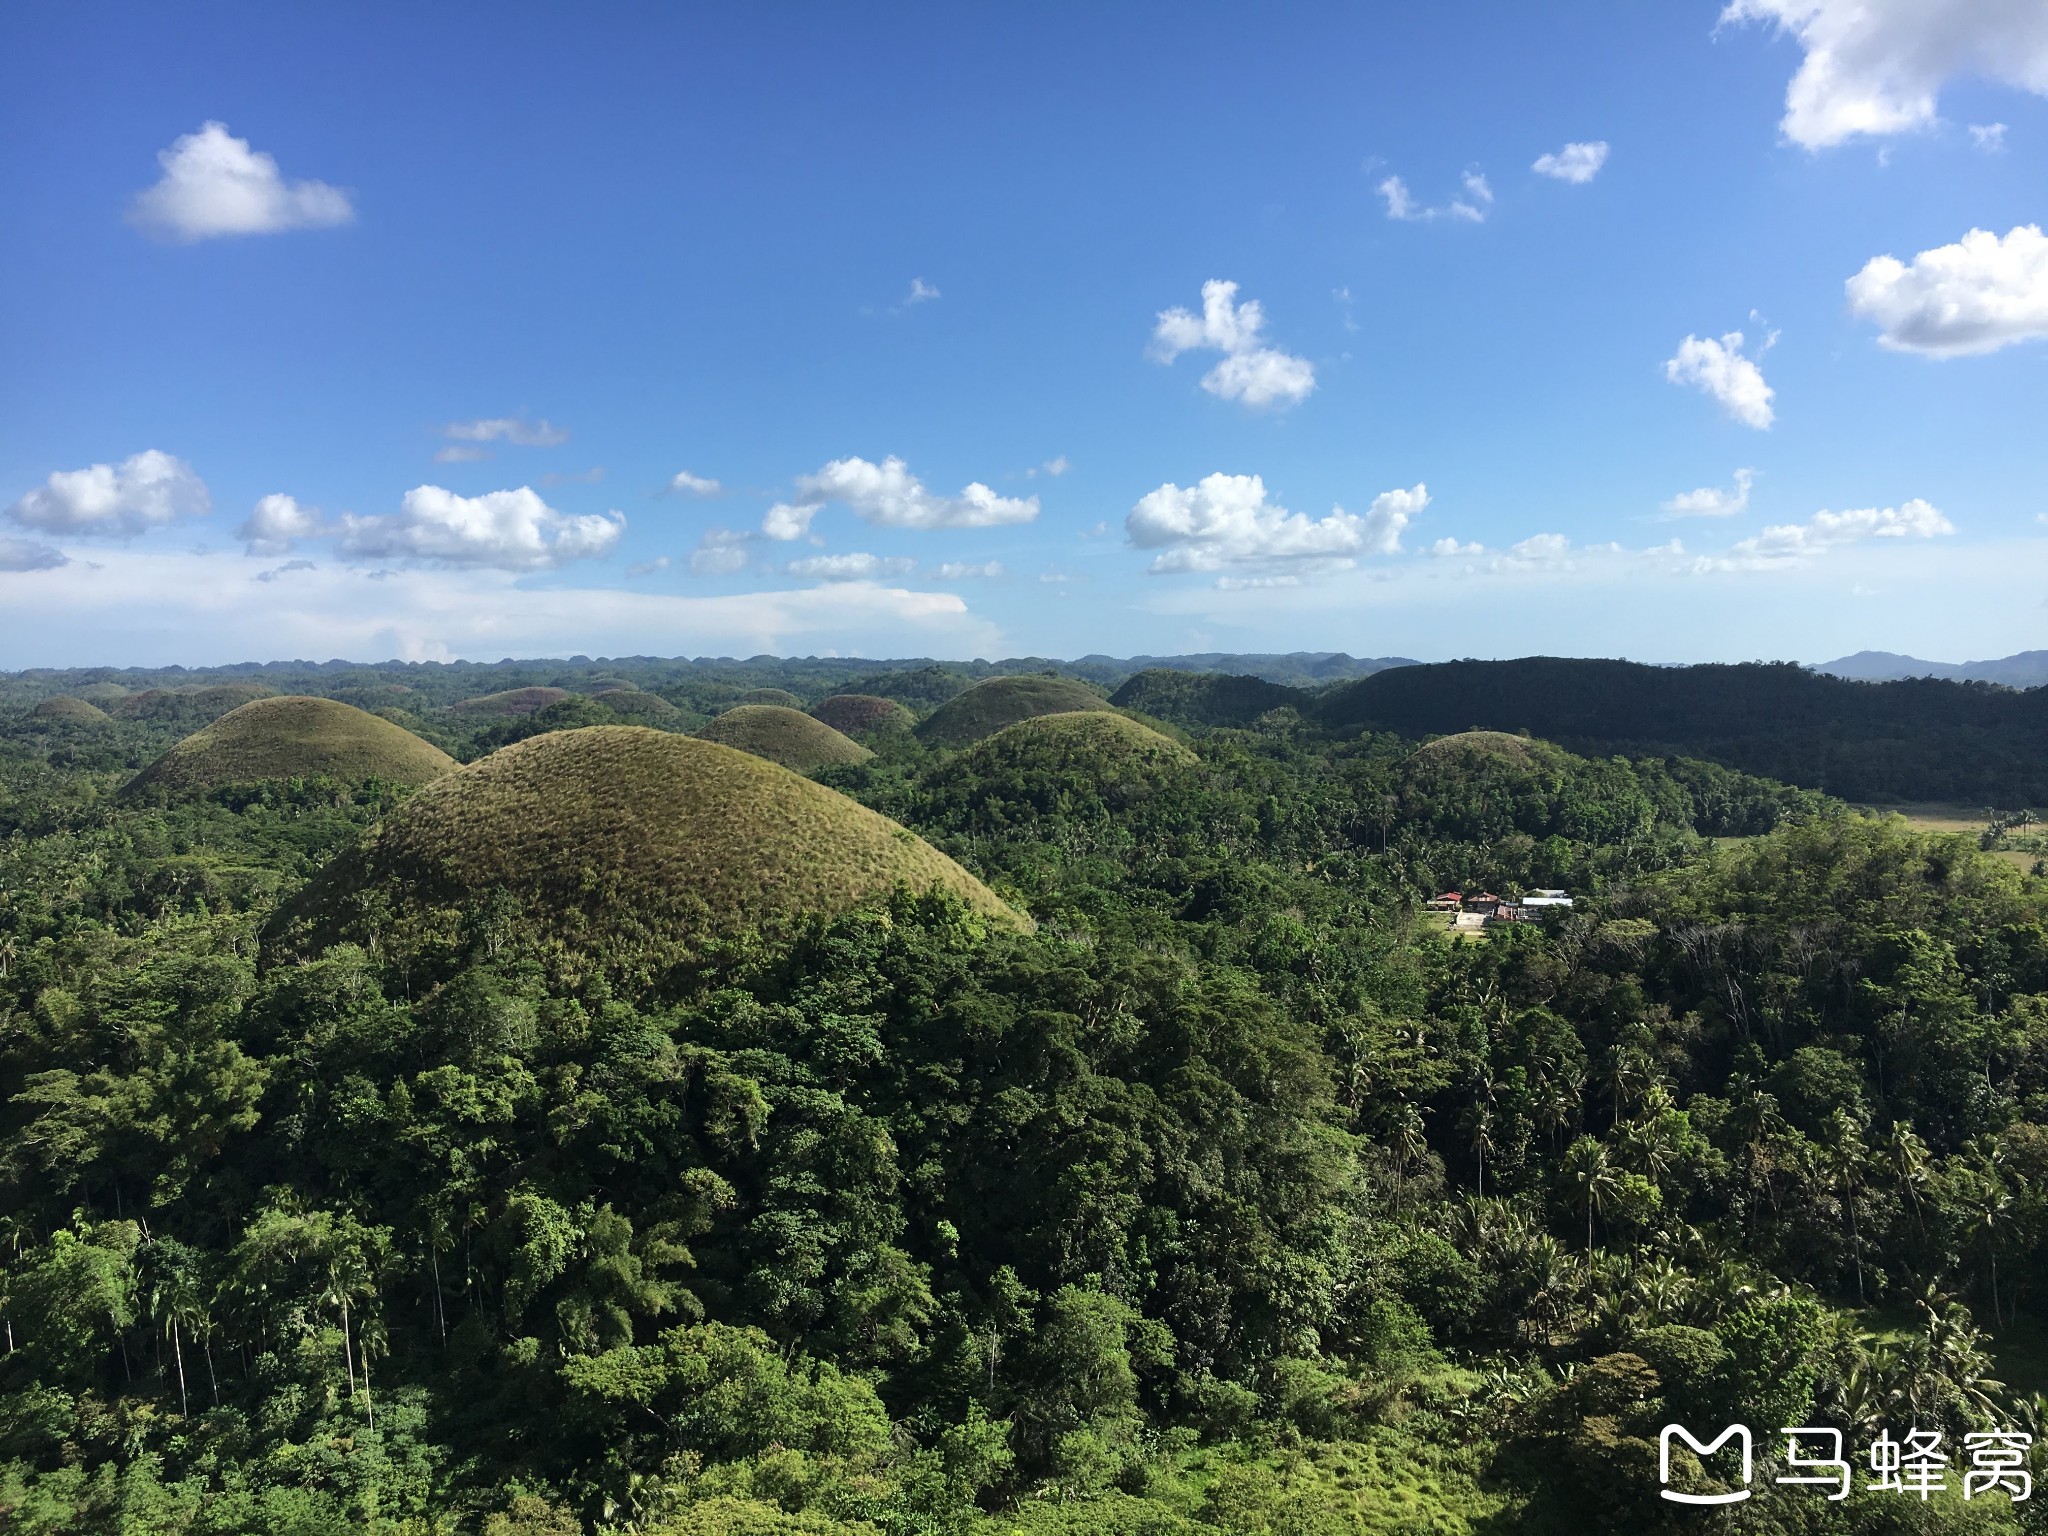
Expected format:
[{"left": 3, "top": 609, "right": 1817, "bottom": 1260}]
[{"left": 1660, "top": 1424, "right": 1753, "bottom": 1505}]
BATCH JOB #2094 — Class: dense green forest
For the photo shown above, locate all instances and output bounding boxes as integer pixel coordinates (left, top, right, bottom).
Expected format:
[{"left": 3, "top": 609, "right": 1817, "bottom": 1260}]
[{"left": 3, "top": 657, "right": 2047, "bottom": 1533}]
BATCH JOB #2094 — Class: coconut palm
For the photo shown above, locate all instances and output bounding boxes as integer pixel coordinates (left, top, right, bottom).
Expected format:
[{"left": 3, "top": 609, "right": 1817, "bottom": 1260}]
[{"left": 1561, "top": 1135, "right": 1619, "bottom": 1251}]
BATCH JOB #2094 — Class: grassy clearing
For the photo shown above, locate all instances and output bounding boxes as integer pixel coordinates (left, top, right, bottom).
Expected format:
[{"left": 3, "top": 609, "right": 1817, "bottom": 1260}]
[
  {"left": 916, "top": 674, "right": 1115, "bottom": 747},
  {"left": 695, "top": 704, "right": 874, "bottom": 772},
  {"left": 124, "top": 696, "right": 458, "bottom": 798},
  {"left": 281, "top": 726, "right": 1025, "bottom": 966},
  {"left": 1862, "top": 803, "right": 2044, "bottom": 874}
]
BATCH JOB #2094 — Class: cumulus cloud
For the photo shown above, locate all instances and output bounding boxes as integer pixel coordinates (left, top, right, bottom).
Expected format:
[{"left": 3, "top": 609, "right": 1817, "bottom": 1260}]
[
  {"left": 1150, "top": 280, "right": 1317, "bottom": 409},
  {"left": 934, "top": 560, "right": 1006, "bottom": 579},
  {"left": 690, "top": 528, "right": 752, "bottom": 575},
  {"left": 1663, "top": 467, "right": 1756, "bottom": 518},
  {"left": 1708, "top": 497, "right": 1954, "bottom": 567},
  {"left": 666, "top": 470, "right": 723, "bottom": 497},
  {"left": 338, "top": 486, "right": 623, "bottom": 570},
  {"left": 444, "top": 417, "right": 569, "bottom": 447},
  {"left": 255, "top": 559, "right": 316, "bottom": 583},
  {"left": 0, "top": 537, "right": 66, "bottom": 572},
  {"left": 1665, "top": 331, "right": 1776, "bottom": 428},
  {"left": 1846, "top": 224, "right": 2048, "bottom": 356},
  {"left": 237, "top": 493, "right": 324, "bottom": 555},
  {"left": 1377, "top": 170, "right": 1492, "bottom": 223},
  {"left": 904, "top": 277, "right": 940, "bottom": 306},
  {"left": 5, "top": 450, "right": 210, "bottom": 538},
  {"left": 1024, "top": 456, "right": 1069, "bottom": 480},
  {"left": 760, "top": 455, "right": 1038, "bottom": 541},
  {"left": 435, "top": 445, "right": 489, "bottom": 464},
  {"left": 1722, "top": 0, "right": 2048, "bottom": 148},
  {"left": 1971, "top": 122, "right": 2008, "bottom": 151},
  {"left": 1532, "top": 141, "right": 1611, "bottom": 183},
  {"left": 128, "top": 122, "right": 353, "bottom": 241},
  {"left": 786, "top": 552, "right": 917, "bottom": 580},
  {"left": 1429, "top": 537, "right": 1486, "bottom": 557},
  {"left": 1126, "top": 474, "right": 1429, "bottom": 574}
]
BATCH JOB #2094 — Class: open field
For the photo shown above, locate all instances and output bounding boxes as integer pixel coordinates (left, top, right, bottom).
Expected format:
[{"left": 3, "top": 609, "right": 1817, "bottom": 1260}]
[{"left": 1862, "top": 803, "right": 2044, "bottom": 874}]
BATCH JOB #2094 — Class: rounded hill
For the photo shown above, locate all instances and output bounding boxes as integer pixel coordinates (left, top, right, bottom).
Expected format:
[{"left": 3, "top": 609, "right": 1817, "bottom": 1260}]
[
  {"left": 116, "top": 682, "right": 278, "bottom": 722},
  {"left": 960, "top": 711, "right": 1196, "bottom": 777},
  {"left": 273, "top": 727, "right": 1026, "bottom": 971},
  {"left": 452, "top": 687, "right": 573, "bottom": 717},
  {"left": 125, "top": 697, "right": 459, "bottom": 799},
  {"left": 915, "top": 674, "right": 1113, "bottom": 747},
  {"left": 695, "top": 705, "right": 872, "bottom": 772},
  {"left": 1108, "top": 670, "right": 1305, "bottom": 729},
  {"left": 591, "top": 687, "right": 682, "bottom": 720},
  {"left": 32, "top": 695, "right": 112, "bottom": 724},
  {"left": 733, "top": 687, "right": 805, "bottom": 709},
  {"left": 1404, "top": 730, "right": 1556, "bottom": 769},
  {"left": 811, "top": 694, "right": 917, "bottom": 736}
]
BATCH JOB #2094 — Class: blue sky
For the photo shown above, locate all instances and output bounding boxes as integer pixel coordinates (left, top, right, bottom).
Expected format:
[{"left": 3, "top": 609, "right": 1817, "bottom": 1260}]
[{"left": 3, "top": 0, "right": 2045, "bottom": 667}]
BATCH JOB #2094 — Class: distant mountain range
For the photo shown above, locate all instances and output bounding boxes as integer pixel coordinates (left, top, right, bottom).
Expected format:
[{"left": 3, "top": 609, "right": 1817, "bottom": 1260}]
[{"left": 1812, "top": 650, "right": 2048, "bottom": 688}]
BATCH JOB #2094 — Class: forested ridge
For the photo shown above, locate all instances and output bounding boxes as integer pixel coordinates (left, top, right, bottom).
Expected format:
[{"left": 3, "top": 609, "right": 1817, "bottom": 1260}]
[{"left": 2, "top": 660, "right": 2047, "bottom": 1534}]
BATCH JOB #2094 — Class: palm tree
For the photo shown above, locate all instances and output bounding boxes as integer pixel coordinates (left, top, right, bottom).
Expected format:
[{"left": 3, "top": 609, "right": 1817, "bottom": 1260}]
[
  {"left": 1388, "top": 1102, "right": 1428, "bottom": 1210},
  {"left": 1820, "top": 1110, "right": 1869, "bottom": 1303},
  {"left": 1562, "top": 1136, "right": 1619, "bottom": 1251},
  {"left": 1965, "top": 1171, "right": 2017, "bottom": 1330},
  {"left": 1886, "top": 1120, "right": 1932, "bottom": 1235},
  {"left": 1459, "top": 1086, "right": 1496, "bottom": 1199}
]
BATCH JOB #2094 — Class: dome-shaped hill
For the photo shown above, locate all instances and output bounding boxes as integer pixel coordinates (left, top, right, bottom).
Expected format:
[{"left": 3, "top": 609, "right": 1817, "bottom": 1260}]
[
  {"left": 915, "top": 674, "right": 1113, "bottom": 748},
  {"left": 1108, "top": 670, "right": 1305, "bottom": 729},
  {"left": 695, "top": 705, "right": 872, "bottom": 773},
  {"left": 1404, "top": 730, "right": 1557, "bottom": 769},
  {"left": 75, "top": 682, "right": 132, "bottom": 704},
  {"left": 811, "top": 694, "right": 917, "bottom": 736},
  {"left": 957, "top": 711, "right": 1197, "bottom": 777},
  {"left": 125, "top": 696, "right": 459, "bottom": 799},
  {"left": 272, "top": 727, "right": 1026, "bottom": 972},
  {"left": 32, "top": 695, "right": 112, "bottom": 724},
  {"left": 452, "top": 687, "right": 573, "bottom": 717},
  {"left": 327, "top": 683, "right": 417, "bottom": 708},
  {"left": 592, "top": 687, "right": 681, "bottom": 720},
  {"left": 732, "top": 687, "right": 805, "bottom": 709}
]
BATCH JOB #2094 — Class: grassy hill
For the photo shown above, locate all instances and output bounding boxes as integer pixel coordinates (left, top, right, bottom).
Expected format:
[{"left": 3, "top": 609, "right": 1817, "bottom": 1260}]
[
  {"left": 732, "top": 686, "right": 805, "bottom": 709},
  {"left": 696, "top": 705, "right": 873, "bottom": 772},
  {"left": 273, "top": 726, "right": 1026, "bottom": 974},
  {"left": 114, "top": 682, "right": 278, "bottom": 724},
  {"left": 451, "top": 686, "right": 575, "bottom": 717},
  {"left": 960, "top": 711, "right": 1196, "bottom": 776},
  {"left": 915, "top": 674, "right": 1114, "bottom": 747},
  {"left": 1108, "top": 669, "right": 1305, "bottom": 728},
  {"left": 590, "top": 686, "right": 682, "bottom": 720},
  {"left": 811, "top": 694, "right": 917, "bottom": 736},
  {"left": 1405, "top": 729, "right": 1555, "bottom": 769},
  {"left": 29, "top": 695, "right": 112, "bottom": 724},
  {"left": 124, "top": 696, "right": 459, "bottom": 799}
]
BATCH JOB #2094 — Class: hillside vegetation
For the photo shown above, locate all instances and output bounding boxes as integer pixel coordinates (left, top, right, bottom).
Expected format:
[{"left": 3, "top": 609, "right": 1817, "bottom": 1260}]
[
  {"left": 29, "top": 695, "right": 110, "bottom": 724},
  {"left": 915, "top": 673, "right": 1114, "bottom": 747},
  {"left": 694, "top": 704, "right": 873, "bottom": 772},
  {"left": 1108, "top": 667, "right": 1303, "bottom": 728},
  {"left": 274, "top": 726, "right": 1021, "bottom": 977},
  {"left": 451, "top": 686, "right": 574, "bottom": 716},
  {"left": 123, "top": 696, "right": 459, "bottom": 799}
]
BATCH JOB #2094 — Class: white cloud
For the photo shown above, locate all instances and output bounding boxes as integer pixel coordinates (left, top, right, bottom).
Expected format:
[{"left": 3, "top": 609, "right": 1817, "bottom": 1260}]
[
  {"left": 435, "top": 445, "right": 489, "bottom": 464},
  {"left": 128, "top": 122, "right": 353, "bottom": 241},
  {"left": 1216, "top": 574, "right": 1302, "bottom": 590},
  {"left": 1971, "top": 122, "right": 2009, "bottom": 151},
  {"left": 255, "top": 559, "right": 317, "bottom": 583},
  {"left": 1429, "top": 537, "right": 1486, "bottom": 557},
  {"left": 1532, "top": 141, "right": 1611, "bottom": 183},
  {"left": 1722, "top": 0, "right": 2048, "bottom": 148},
  {"left": 1662, "top": 467, "right": 1756, "bottom": 518},
  {"left": 1377, "top": 171, "right": 1491, "bottom": 223},
  {"left": 0, "top": 537, "right": 66, "bottom": 572},
  {"left": 627, "top": 556, "right": 671, "bottom": 577},
  {"left": 934, "top": 560, "right": 1006, "bottom": 579},
  {"left": 338, "top": 485, "right": 623, "bottom": 570},
  {"left": 1024, "top": 455, "right": 1070, "bottom": 480},
  {"left": 1709, "top": 497, "right": 1954, "bottom": 567},
  {"left": 444, "top": 417, "right": 569, "bottom": 447},
  {"left": 690, "top": 528, "right": 752, "bottom": 575},
  {"left": 905, "top": 277, "right": 940, "bottom": 306},
  {"left": 666, "top": 470, "right": 723, "bottom": 496},
  {"left": 237, "top": 492, "right": 324, "bottom": 555},
  {"left": 1150, "top": 280, "right": 1316, "bottom": 409},
  {"left": 1845, "top": 224, "right": 2048, "bottom": 356},
  {"left": 1508, "top": 533, "right": 1573, "bottom": 562},
  {"left": 0, "top": 549, "right": 999, "bottom": 668},
  {"left": 761, "top": 455, "right": 1039, "bottom": 540},
  {"left": 1664, "top": 331, "right": 1776, "bottom": 428},
  {"left": 5, "top": 450, "right": 209, "bottom": 537},
  {"left": 786, "top": 552, "right": 917, "bottom": 580},
  {"left": 1126, "top": 474, "right": 1428, "bottom": 574}
]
